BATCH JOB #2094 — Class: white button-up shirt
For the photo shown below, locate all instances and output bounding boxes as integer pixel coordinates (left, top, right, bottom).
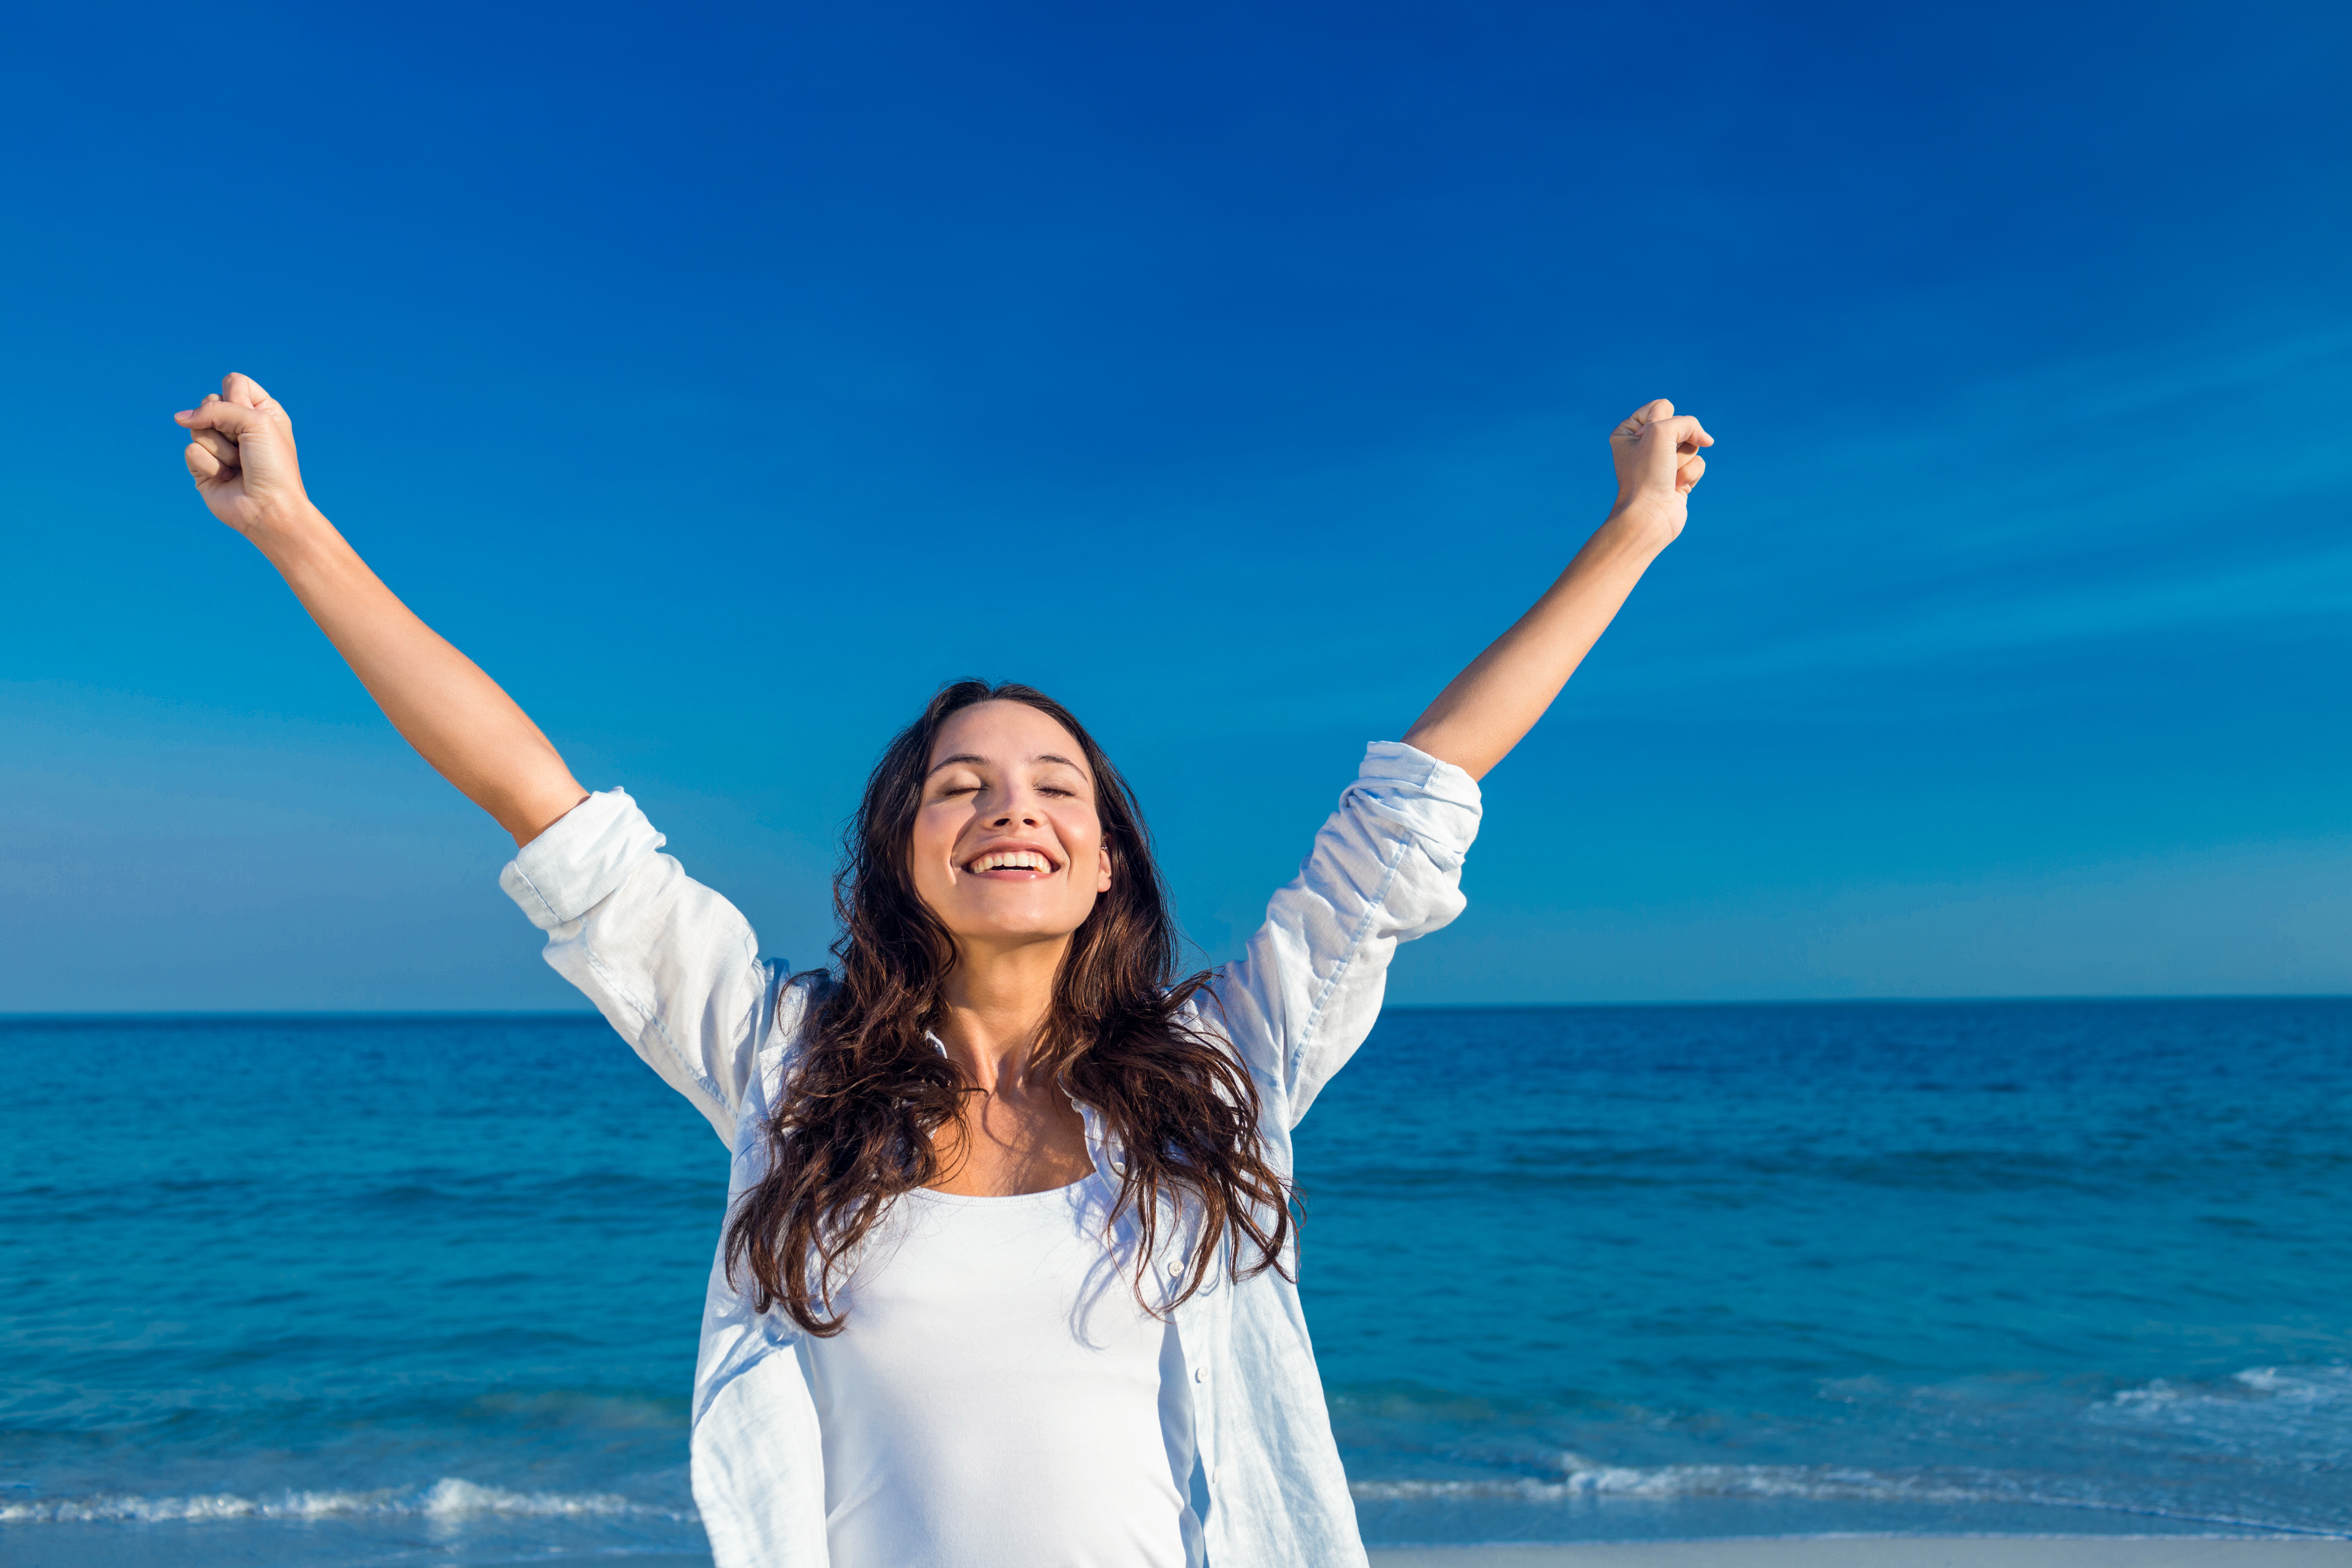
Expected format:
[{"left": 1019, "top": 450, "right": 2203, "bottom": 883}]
[{"left": 499, "top": 741, "right": 1482, "bottom": 1568}]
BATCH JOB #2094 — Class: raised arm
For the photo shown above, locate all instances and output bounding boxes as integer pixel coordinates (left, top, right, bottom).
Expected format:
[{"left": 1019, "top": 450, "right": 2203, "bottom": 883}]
[
  {"left": 175, "top": 374, "right": 588, "bottom": 844},
  {"left": 1403, "top": 399, "right": 1713, "bottom": 780}
]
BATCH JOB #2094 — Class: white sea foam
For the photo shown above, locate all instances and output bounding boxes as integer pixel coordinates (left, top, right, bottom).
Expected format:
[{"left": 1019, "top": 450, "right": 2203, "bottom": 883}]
[
  {"left": 0, "top": 1477, "right": 694, "bottom": 1526},
  {"left": 2095, "top": 1364, "right": 2352, "bottom": 1456},
  {"left": 1350, "top": 1463, "right": 1996, "bottom": 1506},
  {"left": 1347, "top": 1454, "right": 2351, "bottom": 1537}
]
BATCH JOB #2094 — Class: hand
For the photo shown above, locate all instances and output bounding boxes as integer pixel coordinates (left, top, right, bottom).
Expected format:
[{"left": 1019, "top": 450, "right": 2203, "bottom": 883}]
[
  {"left": 1607, "top": 398, "right": 1713, "bottom": 541},
  {"left": 174, "top": 373, "right": 315, "bottom": 541}
]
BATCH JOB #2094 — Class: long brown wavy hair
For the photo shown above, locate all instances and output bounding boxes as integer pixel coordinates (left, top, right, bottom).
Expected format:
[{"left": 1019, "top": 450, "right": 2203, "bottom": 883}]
[{"left": 724, "top": 679, "right": 1293, "bottom": 1335}]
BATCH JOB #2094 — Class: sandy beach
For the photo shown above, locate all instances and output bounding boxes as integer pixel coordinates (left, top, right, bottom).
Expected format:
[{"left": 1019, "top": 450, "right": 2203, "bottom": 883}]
[{"left": 1370, "top": 1541, "right": 2352, "bottom": 1567}]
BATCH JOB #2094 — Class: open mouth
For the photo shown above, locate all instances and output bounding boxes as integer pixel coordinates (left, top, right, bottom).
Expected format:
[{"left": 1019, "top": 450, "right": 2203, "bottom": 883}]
[{"left": 964, "top": 848, "right": 1059, "bottom": 879}]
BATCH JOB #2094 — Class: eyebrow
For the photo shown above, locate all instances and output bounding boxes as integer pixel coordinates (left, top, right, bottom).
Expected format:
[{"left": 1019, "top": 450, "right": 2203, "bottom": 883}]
[{"left": 926, "top": 752, "right": 1089, "bottom": 778}]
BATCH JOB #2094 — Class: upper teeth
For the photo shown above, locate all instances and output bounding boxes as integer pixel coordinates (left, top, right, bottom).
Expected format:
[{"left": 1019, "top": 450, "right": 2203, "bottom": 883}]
[{"left": 971, "top": 851, "right": 1049, "bottom": 872}]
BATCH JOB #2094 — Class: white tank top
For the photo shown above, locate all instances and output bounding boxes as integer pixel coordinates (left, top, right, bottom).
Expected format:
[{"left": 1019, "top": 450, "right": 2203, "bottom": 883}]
[{"left": 801, "top": 1172, "right": 1201, "bottom": 1568}]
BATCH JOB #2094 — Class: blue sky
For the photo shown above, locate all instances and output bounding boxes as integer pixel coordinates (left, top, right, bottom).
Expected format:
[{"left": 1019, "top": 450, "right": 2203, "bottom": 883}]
[{"left": 4, "top": 2, "right": 2348, "bottom": 1010}]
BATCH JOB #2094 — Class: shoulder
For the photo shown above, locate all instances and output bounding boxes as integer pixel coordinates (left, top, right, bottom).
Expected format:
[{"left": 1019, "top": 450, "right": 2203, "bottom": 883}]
[
  {"left": 771, "top": 969, "right": 835, "bottom": 1045},
  {"left": 759, "top": 970, "right": 838, "bottom": 1085},
  {"left": 1174, "top": 978, "right": 1276, "bottom": 1089}
]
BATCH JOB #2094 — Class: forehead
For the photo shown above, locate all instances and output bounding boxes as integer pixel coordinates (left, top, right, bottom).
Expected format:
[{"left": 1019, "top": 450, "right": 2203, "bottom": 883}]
[{"left": 928, "top": 700, "right": 1089, "bottom": 772}]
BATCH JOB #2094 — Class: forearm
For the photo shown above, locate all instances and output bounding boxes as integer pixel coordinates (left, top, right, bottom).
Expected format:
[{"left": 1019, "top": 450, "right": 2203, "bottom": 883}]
[
  {"left": 1403, "top": 503, "right": 1675, "bottom": 780},
  {"left": 256, "top": 507, "right": 587, "bottom": 844}
]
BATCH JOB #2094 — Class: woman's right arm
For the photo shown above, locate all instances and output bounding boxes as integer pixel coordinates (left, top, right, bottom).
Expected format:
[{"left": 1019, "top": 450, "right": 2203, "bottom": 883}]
[
  {"left": 178, "top": 372, "right": 784, "bottom": 1140},
  {"left": 175, "top": 372, "right": 588, "bottom": 845}
]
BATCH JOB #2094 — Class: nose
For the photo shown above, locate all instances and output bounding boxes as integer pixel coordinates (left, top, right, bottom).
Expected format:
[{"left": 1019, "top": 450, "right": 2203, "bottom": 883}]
[{"left": 986, "top": 779, "right": 1048, "bottom": 829}]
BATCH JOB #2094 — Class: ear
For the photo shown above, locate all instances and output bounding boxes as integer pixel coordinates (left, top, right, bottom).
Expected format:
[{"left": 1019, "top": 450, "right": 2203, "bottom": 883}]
[{"left": 1096, "top": 845, "right": 1115, "bottom": 895}]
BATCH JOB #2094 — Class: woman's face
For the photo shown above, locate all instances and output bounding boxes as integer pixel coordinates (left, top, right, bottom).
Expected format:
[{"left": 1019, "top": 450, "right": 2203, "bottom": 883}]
[{"left": 910, "top": 700, "right": 1114, "bottom": 952}]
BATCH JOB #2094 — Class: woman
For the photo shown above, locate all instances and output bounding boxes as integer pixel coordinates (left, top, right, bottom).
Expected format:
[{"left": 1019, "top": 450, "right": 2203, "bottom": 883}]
[{"left": 173, "top": 374, "right": 1711, "bottom": 1568}]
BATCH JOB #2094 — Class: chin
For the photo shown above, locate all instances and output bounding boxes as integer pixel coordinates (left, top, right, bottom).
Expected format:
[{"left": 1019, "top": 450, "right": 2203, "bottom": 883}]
[{"left": 948, "top": 910, "right": 1089, "bottom": 946}]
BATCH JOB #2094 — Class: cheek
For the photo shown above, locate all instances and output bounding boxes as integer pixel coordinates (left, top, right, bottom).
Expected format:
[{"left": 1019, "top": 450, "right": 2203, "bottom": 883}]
[
  {"left": 1061, "top": 815, "right": 1111, "bottom": 895},
  {"left": 908, "top": 812, "right": 958, "bottom": 893}
]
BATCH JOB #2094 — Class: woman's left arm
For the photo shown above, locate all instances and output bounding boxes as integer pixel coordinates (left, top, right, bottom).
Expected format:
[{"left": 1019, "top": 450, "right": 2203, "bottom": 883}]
[
  {"left": 1403, "top": 399, "right": 1712, "bottom": 780},
  {"left": 1199, "top": 400, "right": 1713, "bottom": 1126}
]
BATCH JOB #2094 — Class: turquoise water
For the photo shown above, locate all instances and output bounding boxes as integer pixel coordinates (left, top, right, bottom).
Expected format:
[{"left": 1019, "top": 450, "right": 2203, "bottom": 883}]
[{"left": 4, "top": 1001, "right": 2349, "bottom": 1563}]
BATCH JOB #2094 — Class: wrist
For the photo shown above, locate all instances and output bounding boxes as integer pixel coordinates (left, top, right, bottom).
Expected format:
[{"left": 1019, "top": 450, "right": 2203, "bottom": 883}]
[
  {"left": 1601, "top": 495, "right": 1683, "bottom": 553},
  {"left": 246, "top": 502, "right": 346, "bottom": 572},
  {"left": 243, "top": 499, "right": 331, "bottom": 553}
]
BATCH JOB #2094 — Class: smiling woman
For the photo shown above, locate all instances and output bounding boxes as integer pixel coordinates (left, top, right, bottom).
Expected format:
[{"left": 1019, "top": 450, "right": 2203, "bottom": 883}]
[
  {"left": 727, "top": 681, "right": 1293, "bottom": 1353},
  {"left": 171, "top": 371, "right": 1711, "bottom": 1568}
]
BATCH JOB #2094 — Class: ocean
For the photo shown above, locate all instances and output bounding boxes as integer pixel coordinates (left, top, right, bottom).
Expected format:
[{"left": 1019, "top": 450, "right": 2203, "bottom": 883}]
[{"left": 4, "top": 1000, "right": 2348, "bottom": 1564}]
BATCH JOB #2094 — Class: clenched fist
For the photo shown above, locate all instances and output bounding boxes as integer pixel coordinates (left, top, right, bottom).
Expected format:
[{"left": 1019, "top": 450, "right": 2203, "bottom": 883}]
[
  {"left": 174, "top": 373, "right": 315, "bottom": 540},
  {"left": 1608, "top": 398, "right": 1712, "bottom": 541}
]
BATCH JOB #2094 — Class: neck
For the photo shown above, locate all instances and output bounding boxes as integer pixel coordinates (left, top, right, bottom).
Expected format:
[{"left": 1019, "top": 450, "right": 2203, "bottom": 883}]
[{"left": 935, "top": 935, "right": 1070, "bottom": 1092}]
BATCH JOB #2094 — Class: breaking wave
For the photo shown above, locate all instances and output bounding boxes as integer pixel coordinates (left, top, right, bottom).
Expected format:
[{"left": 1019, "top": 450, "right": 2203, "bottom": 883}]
[
  {"left": 0, "top": 1477, "right": 695, "bottom": 1526},
  {"left": 1353, "top": 1461, "right": 1992, "bottom": 1505},
  {"left": 1348, "top": 1457, "right": 2352, "bottom": 1538},
  {"left": 2094, "top": 1364, "right": 2352, "bottom": 1457}
]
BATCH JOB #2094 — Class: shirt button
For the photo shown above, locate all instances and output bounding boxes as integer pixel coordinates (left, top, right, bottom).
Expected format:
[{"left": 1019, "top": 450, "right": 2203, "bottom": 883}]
[{"left": 1193, "top": 1367, "right": 1207, "bottom": 1384}]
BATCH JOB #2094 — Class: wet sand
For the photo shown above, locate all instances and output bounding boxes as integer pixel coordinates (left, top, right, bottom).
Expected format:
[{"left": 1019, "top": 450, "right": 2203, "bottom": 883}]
[{"left": 1369, "top": 1540, "right": 2352, "bottom": 1567}]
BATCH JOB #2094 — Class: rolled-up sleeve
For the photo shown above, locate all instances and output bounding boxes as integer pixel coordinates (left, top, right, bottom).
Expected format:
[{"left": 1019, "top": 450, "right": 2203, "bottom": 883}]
[
  {"left": 1202, "top": 742, "right": 1482, "bottom": 1126},
  {"left": 500, "top": 789, "right": 784, "bottom": 1144}
]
